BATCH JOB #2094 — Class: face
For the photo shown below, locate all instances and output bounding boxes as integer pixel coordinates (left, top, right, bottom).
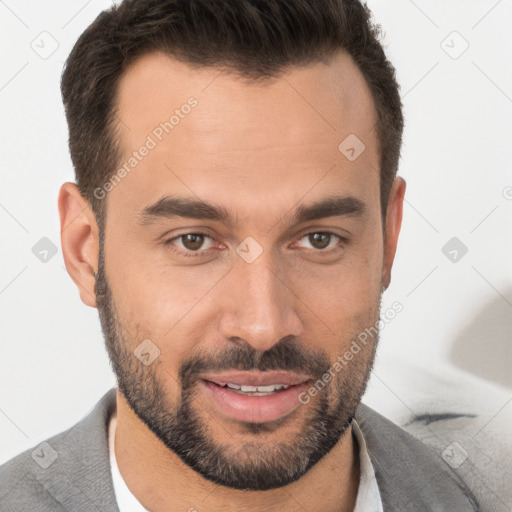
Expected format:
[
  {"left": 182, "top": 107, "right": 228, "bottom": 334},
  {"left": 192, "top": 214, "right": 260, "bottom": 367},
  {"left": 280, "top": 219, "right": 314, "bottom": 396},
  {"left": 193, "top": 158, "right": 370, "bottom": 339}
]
[{"left": 91, "top": 51, "right": 398, "bottom": 491}]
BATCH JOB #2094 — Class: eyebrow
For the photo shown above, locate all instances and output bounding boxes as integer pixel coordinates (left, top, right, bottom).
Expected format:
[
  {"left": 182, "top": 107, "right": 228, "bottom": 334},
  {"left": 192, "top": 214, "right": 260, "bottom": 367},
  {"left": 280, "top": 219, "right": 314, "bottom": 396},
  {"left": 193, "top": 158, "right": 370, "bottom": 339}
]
[
  {"left": 138, "top": 196, "right": 235, "bottom": 227},
  {"left": 137, "top": 194, "right": 366, "bottom": 229}
]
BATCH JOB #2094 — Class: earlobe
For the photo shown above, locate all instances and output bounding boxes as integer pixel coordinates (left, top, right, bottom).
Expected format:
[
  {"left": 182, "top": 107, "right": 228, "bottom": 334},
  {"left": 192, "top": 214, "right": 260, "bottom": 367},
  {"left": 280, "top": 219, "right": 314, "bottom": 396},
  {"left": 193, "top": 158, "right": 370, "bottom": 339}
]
[
  {"left": 382, "top": 177, "right": 406, "bottom": 290},
  {"left": 58, "top": 182, "right": 99, "bottom": 308}
]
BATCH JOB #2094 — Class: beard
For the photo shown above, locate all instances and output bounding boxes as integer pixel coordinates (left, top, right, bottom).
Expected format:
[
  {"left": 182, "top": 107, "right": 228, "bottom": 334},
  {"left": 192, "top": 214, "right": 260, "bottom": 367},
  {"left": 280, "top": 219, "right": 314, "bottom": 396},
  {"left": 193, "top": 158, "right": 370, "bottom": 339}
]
[{"left": 95, "top": 234, "right": 380, "bottom": 491}]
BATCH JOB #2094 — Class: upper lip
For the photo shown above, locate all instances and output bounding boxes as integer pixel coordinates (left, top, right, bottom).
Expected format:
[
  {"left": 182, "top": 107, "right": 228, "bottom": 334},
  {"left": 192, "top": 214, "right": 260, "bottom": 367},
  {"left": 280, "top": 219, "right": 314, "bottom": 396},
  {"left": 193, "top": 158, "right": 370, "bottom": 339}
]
[{"left": 202, "top": 371, "right": 311, "bottom": 387}]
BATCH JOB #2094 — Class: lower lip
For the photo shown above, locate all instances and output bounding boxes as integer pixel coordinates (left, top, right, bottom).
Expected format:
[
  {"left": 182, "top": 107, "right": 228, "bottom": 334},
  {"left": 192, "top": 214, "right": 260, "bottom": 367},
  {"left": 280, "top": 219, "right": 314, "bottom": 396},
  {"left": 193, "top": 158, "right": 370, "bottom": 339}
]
[{"left": 200, "top": 380, "right": 310, "bottom": 423}]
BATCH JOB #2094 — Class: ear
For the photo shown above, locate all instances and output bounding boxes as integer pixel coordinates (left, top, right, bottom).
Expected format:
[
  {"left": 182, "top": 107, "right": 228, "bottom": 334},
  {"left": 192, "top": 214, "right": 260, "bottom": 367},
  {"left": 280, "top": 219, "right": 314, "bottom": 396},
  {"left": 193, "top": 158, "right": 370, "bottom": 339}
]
[
  {"left": 382, "top": 177, "right": 406, "bottom": 290},
  {"left": 58, "top": 182, "right": 100, "bottom": 308}
]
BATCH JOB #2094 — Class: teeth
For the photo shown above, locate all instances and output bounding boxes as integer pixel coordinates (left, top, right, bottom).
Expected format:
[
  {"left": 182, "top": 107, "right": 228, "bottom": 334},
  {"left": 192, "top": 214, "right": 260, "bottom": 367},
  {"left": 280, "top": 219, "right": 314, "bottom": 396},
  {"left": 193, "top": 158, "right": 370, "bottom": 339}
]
[
  {"left": 256, "top": 384, "right": 288, "bottom": 392},
  {"left": 222, "top": 383, "right": 290, "bottom": 393},
  {"left": 255, "top": 385, "right": 277, "bottom": 392}
]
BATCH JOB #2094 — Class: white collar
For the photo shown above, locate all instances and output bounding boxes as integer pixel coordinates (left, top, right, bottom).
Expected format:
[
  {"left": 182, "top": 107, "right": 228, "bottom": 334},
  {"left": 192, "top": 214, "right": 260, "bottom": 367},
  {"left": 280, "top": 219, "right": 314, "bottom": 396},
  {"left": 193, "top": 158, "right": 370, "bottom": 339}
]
[
  {"left": 108, "top": 413, "right": 149, "bottom": 512},
  {"left": 352, "top": 417, "right": 384, "bottom": 512}
]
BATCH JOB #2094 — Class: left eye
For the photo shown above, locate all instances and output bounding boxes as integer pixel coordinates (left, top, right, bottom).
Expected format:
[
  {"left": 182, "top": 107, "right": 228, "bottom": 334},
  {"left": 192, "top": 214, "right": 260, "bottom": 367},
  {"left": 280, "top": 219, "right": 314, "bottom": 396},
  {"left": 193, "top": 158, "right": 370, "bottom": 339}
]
[
  {"left": 296, "top": 232, "right": 341, "bottom": 250},
  {"left": 170, "top": 233, "right": 215, "bottom": 252}
]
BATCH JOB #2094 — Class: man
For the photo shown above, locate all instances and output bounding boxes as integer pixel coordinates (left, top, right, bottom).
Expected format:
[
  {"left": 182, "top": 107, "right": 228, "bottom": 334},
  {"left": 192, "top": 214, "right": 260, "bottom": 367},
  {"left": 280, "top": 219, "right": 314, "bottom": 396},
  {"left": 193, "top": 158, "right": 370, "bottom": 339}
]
[{"left": 0, "top": 0, "right": 480, "bottom": 510}]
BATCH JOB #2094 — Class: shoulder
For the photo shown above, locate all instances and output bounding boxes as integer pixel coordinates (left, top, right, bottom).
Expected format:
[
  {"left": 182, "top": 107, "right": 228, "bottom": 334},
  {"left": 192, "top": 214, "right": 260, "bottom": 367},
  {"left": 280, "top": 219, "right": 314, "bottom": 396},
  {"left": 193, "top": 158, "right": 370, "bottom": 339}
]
[
  {"left": 355, "top": 403, "right": 481, "bottom": 511},
  {"left": 0, "top": 420, "right": 80, "bottom": 511},
  {"left": 0, "top": 388, "right": 118, "bottom": 511}
]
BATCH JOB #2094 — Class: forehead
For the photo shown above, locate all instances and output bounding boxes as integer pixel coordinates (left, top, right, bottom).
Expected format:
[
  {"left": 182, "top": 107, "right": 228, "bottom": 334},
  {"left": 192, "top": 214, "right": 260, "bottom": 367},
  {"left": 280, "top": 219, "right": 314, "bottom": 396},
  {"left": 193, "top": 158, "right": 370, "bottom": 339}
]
[{"left": 109, "top": 51, "right": 379, "bottom": 222}]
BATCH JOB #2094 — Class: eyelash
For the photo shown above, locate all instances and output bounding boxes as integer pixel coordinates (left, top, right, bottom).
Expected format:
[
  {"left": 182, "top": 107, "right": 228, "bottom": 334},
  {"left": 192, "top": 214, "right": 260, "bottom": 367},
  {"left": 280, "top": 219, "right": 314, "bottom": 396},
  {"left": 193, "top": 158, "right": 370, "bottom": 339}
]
[
  {"left": 163, "top": 231, "right": 347, "bottom": 258},
  {"left": 163, "top": 231, "right": 214, "bottom": 258}
]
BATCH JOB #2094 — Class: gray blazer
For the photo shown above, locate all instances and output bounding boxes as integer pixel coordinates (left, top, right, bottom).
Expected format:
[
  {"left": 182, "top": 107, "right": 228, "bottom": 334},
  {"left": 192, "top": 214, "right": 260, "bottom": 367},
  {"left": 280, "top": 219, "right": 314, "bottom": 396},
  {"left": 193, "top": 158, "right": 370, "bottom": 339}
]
[{"left": 0, "top": 388, "right": 479, "bottom": 511}]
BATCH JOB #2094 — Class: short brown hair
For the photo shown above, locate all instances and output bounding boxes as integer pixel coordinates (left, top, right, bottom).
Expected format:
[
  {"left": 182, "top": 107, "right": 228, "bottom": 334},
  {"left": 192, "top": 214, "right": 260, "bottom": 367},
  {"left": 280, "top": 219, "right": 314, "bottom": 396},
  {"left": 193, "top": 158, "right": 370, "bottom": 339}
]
[{"left": 61, "top": 0, "right": 403, "bottom": 230}]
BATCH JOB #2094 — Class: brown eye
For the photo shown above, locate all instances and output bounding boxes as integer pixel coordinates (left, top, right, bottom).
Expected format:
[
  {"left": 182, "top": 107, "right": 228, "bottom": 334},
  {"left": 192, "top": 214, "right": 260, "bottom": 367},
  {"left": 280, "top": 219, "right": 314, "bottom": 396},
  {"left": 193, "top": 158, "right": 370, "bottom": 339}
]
[
  {"left": 307, "top": 232, "right": 334, "bottom": 250},
  {"left": 163, "top": 231, "right": 218, "bottom": 259},
  {"left": 181, "top": 233, "right": 206, "bottom": 251}
]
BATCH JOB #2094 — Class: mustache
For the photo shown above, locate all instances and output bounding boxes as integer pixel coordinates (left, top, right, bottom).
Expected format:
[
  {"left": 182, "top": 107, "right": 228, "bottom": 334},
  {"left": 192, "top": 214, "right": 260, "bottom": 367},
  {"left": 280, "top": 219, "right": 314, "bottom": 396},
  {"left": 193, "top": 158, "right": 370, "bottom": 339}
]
[{"left": 179, "top": 336, "right": 331, "bottom": 388}]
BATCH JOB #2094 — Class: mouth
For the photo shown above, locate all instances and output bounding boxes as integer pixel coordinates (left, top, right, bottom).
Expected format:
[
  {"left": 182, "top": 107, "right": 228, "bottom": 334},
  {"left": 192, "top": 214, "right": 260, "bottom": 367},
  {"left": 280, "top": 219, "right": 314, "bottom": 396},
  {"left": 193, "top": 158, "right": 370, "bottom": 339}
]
[
  {"left": 210, "top": 382, "right": 291, "bottom": 396},
  {"left": 199, "top": 371, "right": 312, "bottom": 423}
]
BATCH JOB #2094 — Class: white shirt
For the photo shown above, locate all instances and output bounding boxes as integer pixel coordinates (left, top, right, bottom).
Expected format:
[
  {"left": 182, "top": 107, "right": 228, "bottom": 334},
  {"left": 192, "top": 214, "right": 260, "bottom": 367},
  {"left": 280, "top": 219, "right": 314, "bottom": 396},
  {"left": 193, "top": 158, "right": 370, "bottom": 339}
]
[
  {"left": 352, "top": 419, "right": 384, "bottom": 512},
  {"left": 109, "top": 413, "right": 149, "bottom": 512},
  {"left": 108, "top": 413, "right": 383, "bottom": 512}
]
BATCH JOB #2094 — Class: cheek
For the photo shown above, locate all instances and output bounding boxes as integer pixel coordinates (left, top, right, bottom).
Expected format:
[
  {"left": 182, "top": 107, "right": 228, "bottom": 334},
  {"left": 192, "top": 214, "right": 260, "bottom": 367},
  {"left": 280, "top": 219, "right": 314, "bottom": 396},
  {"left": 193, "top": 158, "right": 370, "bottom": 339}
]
[
  {"left": 105, "top": 213, "right": 222, "bottom": 322},
  {"left": 107, "top": 257, "right": 221, "bottom": 357},
  {"left": 281, "top": 253, "right": 383, "bottom": 368},
  {"left": 288, "top": 247, "right": 382, "bottom": 327}
]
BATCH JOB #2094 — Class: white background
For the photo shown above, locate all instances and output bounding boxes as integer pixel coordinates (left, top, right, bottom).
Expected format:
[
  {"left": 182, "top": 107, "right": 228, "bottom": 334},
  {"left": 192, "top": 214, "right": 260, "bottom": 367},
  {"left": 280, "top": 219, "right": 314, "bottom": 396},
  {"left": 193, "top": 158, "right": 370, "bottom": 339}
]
[{"left": 1, "top": 0, "right": 511, "bottom": 505}]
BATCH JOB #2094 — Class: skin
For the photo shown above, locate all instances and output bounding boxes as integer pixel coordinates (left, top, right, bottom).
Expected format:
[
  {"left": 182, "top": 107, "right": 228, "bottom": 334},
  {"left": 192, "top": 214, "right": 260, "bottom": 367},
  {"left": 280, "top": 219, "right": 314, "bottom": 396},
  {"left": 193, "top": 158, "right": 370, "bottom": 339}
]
[{"left": 59, "top": 50, "right": 405, "bottom": 511}]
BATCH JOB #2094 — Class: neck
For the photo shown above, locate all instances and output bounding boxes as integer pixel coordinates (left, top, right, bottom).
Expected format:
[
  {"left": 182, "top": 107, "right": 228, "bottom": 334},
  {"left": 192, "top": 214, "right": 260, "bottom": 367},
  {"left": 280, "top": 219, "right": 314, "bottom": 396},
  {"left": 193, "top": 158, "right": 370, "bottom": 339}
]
[{"left": 114, "top": 390, "right": 360, "bottom": 512}]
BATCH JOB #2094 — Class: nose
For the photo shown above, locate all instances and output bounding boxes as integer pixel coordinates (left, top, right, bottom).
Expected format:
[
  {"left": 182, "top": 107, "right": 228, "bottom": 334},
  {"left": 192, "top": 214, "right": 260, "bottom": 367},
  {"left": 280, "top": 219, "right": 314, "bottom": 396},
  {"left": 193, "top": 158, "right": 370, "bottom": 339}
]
[{"left": 218, "top": 254, "right": 303, "bottom": 352}]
